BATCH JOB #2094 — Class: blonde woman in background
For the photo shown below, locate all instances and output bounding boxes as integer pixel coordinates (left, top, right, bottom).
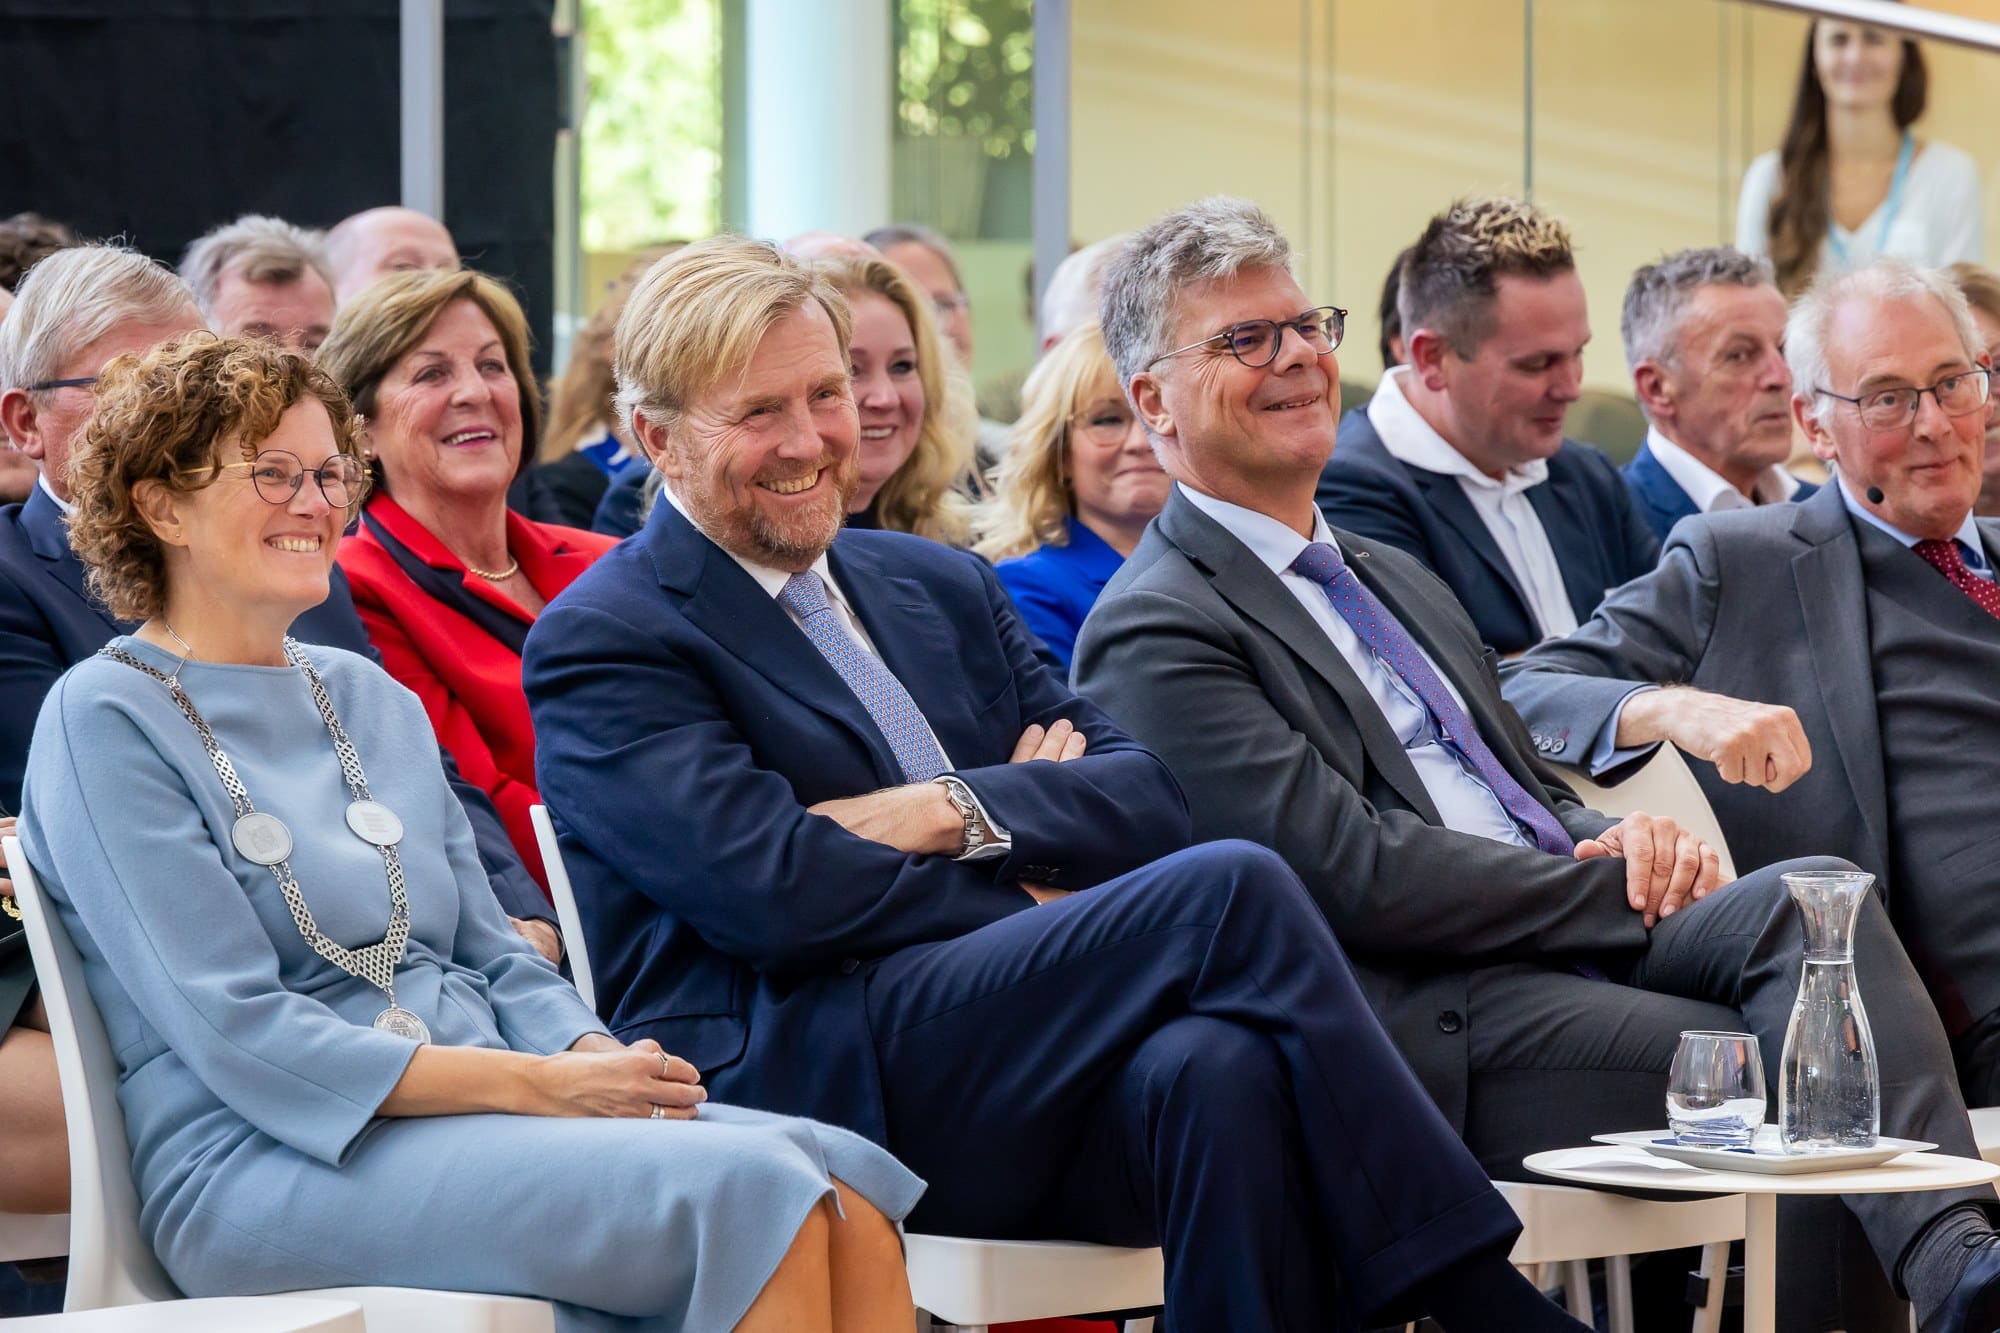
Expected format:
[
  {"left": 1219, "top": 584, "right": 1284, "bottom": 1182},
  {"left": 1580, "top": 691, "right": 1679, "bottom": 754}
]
[
  {"left": 974, "top": 324, "right": 1167, "bottom": 665},
  {"left": 816, "top": 255, "right": 978, "bottom": 545}
]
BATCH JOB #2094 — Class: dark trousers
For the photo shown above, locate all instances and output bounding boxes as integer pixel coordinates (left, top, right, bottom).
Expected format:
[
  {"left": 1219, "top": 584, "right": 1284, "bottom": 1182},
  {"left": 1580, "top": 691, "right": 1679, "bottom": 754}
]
[
  {"left": 1460, "top": 856, "right": 1989, "bottom": 1330},
  {"left": 856, "top": 840, "right": 1521, "bottom": 1331}
]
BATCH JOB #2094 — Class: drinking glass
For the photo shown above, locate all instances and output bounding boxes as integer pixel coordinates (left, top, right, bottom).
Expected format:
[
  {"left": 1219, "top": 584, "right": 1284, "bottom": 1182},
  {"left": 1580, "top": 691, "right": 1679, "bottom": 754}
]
[{"left": 1667, "top": 1030, "right": 1768, "bottom": 1147}]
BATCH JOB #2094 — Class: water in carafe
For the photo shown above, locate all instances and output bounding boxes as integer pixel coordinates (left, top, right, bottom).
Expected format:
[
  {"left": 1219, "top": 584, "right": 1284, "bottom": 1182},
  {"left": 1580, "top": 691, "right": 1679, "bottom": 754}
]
[{"left": 1778, "top": 872, "right": 1880, "bottom": 1152}]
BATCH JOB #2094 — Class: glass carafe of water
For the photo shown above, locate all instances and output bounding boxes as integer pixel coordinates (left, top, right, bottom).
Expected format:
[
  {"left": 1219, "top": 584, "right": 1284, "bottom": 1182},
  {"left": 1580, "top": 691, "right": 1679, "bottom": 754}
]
[{"left": 1778, "top": 870, "right": 1880, "bottom": 1152}]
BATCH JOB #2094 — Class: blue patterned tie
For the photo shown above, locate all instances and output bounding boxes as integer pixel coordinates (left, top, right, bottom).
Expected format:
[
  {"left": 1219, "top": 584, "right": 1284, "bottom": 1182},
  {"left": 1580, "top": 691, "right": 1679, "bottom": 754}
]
[
  {"left": 778, "top": 571, "right": 949, "bottom": 784},
  {"left": 1290, "top": 542, "right": 1575, "bottom": 856}
]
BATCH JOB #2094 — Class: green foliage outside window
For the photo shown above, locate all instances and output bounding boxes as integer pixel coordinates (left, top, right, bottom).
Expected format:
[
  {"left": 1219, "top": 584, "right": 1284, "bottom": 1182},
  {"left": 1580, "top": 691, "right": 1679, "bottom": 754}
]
[
  {"left": 581, "top": 0, "right": 722, "bottom": 253},
  {"left": 897, "top": 0, "right": 1034, "bottom": 160}
]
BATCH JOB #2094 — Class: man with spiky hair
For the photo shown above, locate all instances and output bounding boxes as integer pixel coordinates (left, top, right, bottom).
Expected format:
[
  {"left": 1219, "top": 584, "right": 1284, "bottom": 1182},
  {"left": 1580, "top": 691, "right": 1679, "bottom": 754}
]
[{"left": 1316, "top": 198, "right": 1659, "bottom": 655}]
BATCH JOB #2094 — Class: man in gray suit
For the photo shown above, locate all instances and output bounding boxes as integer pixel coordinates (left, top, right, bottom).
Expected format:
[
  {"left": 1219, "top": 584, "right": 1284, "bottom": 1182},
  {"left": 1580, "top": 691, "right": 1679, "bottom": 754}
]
[
  {"left": 1073, "top": 199, "right": 2000, "bottom": 1332},
  {"left": 1504, "top": 259, "right": 2000, "bottom": 1103}
]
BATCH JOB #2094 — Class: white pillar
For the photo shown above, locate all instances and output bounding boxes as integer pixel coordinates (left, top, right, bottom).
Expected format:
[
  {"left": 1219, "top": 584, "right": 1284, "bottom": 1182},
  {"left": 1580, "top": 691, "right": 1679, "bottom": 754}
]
[
  {"left": 743, "top": 0, "right": 892, "bottom": 241},
  {"left": 399, "top": 0, "right": 445, "bottom": 219}
]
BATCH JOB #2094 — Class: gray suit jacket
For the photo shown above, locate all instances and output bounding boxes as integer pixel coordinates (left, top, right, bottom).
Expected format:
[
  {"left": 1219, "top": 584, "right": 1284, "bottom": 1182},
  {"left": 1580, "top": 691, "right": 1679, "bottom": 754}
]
[
  {"left": 1073, "top": 488, "right": 1644, "bottom": 1128},
  {"left": 1501, "top": 480, "right": 2000, "bottom": 896}
]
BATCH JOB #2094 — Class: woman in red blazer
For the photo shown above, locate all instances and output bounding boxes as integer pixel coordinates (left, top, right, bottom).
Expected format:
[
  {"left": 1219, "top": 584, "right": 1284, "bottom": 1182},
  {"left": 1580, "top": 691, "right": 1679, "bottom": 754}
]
[{"left": 319, "top": 269, "right": 616, "bottom": 887}]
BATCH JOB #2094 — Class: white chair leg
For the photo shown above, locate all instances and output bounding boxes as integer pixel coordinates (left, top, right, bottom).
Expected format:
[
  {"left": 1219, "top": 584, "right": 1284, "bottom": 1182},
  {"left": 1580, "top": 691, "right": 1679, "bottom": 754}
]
[
  {"left": 1564, "top": 1259, "right": 1593, "bottom": 1323},
  {"left": 1691, "top": 1240, "right": 1728, "bottom": 1333},
  {"left": 1121, "top": 1319, "right": 1155, "bottom": 1332},
  {"left": 1606, "top": 1254, "right": 1635, "bottom": 1333}
]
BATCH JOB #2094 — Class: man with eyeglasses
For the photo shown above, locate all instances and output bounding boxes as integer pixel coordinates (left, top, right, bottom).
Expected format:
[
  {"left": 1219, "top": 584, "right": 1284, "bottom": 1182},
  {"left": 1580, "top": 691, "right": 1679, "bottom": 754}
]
[
  {"left": 1506, "top": 261, "right": 2000, "bottom": 1105},
  {"left": 1075, "top": 204, "right": 2000, "bottom": 1332},
  {"left": 1315, "top": 197, "right": 1661, "bottom": 655}
]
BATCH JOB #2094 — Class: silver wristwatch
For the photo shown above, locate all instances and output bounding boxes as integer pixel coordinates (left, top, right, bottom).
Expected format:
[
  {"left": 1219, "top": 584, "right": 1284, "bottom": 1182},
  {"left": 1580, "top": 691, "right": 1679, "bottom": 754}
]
[{"left": 934, "top": 775, "right": 990, "bottom": 859}]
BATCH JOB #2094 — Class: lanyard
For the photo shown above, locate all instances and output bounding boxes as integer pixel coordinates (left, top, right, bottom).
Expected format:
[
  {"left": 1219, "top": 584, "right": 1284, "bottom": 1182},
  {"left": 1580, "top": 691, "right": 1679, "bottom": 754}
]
[{"left": 1828, "top": 131, "right": 1915, "bottom": 265}]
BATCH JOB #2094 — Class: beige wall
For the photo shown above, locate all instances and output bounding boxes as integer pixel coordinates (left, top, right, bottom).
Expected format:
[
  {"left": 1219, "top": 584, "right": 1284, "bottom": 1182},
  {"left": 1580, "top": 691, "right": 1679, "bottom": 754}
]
[{"left": 1072, "top": 0, "right": 2000, "bottom": 394}]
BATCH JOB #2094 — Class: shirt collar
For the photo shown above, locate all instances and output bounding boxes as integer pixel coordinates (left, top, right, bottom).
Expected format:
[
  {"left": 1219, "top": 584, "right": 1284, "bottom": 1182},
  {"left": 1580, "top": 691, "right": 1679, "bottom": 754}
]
[
  {"left": 36, "top": 472, "right": 73, "bottom": 518},
  {"left": 1835, "top": 474, "right": 1989, "bottom": 568},
  {"left": 659, "top": 482, "right": 844, "bottom": 605},
  {"left": 1177, "top": 482, "right": 1337, "bottom": 579},
  {"left": 1645, "top": 426, "right": 1802, "bottom": 512},
  {"left": 1366, "top": 366, "right": 1550, "bottom": 494}
]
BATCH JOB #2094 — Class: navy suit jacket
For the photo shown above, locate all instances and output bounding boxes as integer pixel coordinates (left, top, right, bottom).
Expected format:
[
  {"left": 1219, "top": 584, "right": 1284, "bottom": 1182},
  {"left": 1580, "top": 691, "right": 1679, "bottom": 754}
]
[
  {"left": 523, "top": 500, "right": 1192, "bottom": 1142},
  {"left": 0, "top": 485, "right": 549, "bottom": 923},
  {"left": 1621, "top": 440, "right": 1819, "bottom": 541},
  {"left": 1315, "top": 410, "right": 1661, "bottom": 653}
]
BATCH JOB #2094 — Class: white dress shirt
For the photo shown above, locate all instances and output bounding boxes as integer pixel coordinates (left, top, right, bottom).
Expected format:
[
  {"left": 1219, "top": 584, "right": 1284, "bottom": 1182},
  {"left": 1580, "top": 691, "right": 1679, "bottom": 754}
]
[
  {"left": 38, "top": 472, "right": 72, "bottom": 517},
  {"left": 660, "top": 485, "right": 1011, "bottom": 855},
  {"left": 1178, "top": 484, "right": 1531, "bottom": 847},
  {"left": 1645, "top": 427, "right": 1804, "bottom": 514},
  {"left": 1367, "top": 369, "right": 1578, "bottom": 639}
]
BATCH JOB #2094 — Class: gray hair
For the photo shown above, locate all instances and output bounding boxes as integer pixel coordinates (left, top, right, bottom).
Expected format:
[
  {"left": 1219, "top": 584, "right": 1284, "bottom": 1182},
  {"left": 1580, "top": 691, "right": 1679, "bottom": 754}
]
[
  {"left": 179, "top": 215, "right": 334, "bottom": 321},
  {"left": 1621, "top": 247, "right": 1774, "bottom": 373},
  {"left": 861, "top": 223, "right": 962, "bottom": 288},
  {"left": 1786, "top": 259, "right": 1984, "bottom": 428},
  {"left": 1100, "top": 197, "right": 1293, "bottom": 387},
  {"left": 1039, "top": 234, "right": 1128, "bottom": 347},
  {"left": 0, "top": 244, "right": 200, "bottom": 393}
]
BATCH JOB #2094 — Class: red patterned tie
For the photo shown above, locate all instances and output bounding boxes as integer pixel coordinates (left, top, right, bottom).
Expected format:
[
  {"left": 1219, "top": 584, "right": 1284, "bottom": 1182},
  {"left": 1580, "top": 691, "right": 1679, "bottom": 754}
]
[{"left": 1912, "top": 539, "right": 2000, "bottom": 622}]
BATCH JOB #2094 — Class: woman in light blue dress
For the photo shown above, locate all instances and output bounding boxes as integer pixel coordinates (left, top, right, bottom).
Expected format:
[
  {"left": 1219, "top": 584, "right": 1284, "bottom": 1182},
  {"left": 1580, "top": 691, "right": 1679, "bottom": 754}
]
[{"left": 17, "top": 332, "right": 923, "bottom": 1333}]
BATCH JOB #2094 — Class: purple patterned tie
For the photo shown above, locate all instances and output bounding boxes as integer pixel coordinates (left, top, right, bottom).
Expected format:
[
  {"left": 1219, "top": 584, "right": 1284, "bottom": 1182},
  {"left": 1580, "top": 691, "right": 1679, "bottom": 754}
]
[{"left": 1291, "top": 542, "right": 1575, "bottom": 856}]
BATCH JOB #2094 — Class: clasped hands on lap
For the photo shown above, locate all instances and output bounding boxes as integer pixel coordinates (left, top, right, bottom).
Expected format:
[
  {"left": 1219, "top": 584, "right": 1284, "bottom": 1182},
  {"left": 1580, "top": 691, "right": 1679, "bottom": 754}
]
[
  {"left": 807, "top": 718, "right": 1086, "bottom": 904},
  {"left": 377, "top": 1031, "right": 708, "bottom": 1121}
]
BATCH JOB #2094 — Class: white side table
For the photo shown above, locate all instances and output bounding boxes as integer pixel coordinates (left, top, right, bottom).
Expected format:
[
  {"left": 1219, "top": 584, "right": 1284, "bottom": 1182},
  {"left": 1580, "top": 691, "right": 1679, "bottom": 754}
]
[
  {"left": 2, "top": 1296, "right": 366, "bottom": 1332},
  {"left": 1526, "top": 1144, "right": 2000, "bottom": 1333}
]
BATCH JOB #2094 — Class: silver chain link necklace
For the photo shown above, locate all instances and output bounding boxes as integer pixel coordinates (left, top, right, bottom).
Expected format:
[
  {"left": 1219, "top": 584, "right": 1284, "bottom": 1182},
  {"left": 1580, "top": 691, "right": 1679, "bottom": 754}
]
[{"left": 100, "top": 634, "right": 431, "bottom": 1044}]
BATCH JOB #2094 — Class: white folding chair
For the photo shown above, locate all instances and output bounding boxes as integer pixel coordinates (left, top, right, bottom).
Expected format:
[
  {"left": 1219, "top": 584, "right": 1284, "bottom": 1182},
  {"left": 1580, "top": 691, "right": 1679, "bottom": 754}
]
[
  {"left": 3, "top": 835, "right": 556, "bottom": 1333},
  {"left": 1970, "top": 1106, "right": 2000, "bottom": 1164},
  {"left": 1554, "top": 745, "right": 1738, "bottom": 881},
  {"left": 527, "top": 807, "right": 1165, "bottom": 1333},
  {"left": 0, "top": 1210, "right": 70, "bottom": 1263},
  {"left": 1, "top": 1295, "right": 366, "bottom": 1332}
]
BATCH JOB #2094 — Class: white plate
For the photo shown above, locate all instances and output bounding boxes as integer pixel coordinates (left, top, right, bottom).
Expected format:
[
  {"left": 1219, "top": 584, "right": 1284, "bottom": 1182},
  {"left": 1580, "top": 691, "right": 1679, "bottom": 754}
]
[{"left": 1591, "top": 1129, "right": 1936, "bottom": 1175}]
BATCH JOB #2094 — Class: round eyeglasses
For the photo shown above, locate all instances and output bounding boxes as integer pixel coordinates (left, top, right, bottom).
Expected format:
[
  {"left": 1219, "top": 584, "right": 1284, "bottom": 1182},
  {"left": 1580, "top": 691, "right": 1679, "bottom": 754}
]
[
  {"left": 178, "top": 450, "right": 371, "bottom": 508},
  {"left": 1147, "top": 306, "right": 1346, "bottom": 371},
  {"left": 1814, "top": 367, "right": 1992, "bottom": 431},
  {"left": 1068, "top": 400, "right": 1141, "bottom": 446}
]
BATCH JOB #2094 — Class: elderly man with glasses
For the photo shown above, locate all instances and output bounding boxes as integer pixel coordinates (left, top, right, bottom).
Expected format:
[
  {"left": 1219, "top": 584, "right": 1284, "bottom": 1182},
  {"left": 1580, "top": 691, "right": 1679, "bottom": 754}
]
[
  {"left": 1505, "top": 260, "right": 2000, "bottom": 1110},
  {"left": 1074, "top": 206, "right": 2000, "bottom": 1333}
]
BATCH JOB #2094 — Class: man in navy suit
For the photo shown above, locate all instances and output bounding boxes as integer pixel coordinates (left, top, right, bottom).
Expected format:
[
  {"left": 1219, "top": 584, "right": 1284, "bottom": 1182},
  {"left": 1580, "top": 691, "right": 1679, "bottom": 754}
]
[
  {"left": 1316, "top": 198, "right": 1659, "bottom": 654},
  {"left": 0, "top": 244, "right": 552, "bottom": 940},
  {"left": 1619, "top": 247, "right": 1816, "bottom": 540},
  {"left": 524, "top": 236, "right": 1595, "bottom": 1332}
]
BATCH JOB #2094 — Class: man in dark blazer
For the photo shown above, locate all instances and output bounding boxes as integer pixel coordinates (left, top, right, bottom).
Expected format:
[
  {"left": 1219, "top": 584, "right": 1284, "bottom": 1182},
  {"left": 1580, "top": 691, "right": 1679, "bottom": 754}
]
[
  {"left": 1316, "top": 198, "right": 1659, "bottom": 654},
  {"left": 1073, "top": 199, "right": 2000, "bottom": 1332},
  {"left": 523, "top": 236, "right": 1598, "bottom": 1333},
  {"left": 1505, "top": 261, "right": 2000, "bottom": 1108},
  {"left": 0, "top": 244, "right": 552, "bottom": 940},
  {"left": 1618, "top": 247, "right": 1816, "bottom": 540}
]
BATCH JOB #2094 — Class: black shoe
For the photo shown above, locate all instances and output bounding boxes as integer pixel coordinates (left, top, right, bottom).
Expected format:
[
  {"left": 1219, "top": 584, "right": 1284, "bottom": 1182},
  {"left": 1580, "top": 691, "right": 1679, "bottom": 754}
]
[{"left": 1923, "top": 1238, "right": 2000, "bottom": 1333}]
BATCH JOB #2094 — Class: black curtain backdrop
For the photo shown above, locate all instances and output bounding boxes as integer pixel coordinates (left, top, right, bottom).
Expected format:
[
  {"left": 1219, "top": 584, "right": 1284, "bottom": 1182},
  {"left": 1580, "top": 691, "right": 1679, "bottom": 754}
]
[{"left": 0, "top": 0, "right": 557, "bottom": 373}]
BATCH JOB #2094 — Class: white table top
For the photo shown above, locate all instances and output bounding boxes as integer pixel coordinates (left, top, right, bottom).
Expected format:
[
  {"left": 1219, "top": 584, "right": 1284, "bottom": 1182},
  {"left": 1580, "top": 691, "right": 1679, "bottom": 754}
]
[
  {"left": 2, "top": 1297, "right": 365, "bottom": 1332},
  {"left": 1527, "top": 1143, "right": 2000, "bottom": 1197}
]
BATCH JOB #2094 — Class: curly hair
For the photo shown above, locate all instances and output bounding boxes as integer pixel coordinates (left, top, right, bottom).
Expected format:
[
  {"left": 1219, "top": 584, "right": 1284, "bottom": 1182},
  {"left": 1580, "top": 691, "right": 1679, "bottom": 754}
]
[
  {"left": 972, "top": 323, "right": 1121, "bottom": 562},
  {"left": 815, "top": 255, "right": 978, "bottom": 546},
  {"left": 1399, "top": 197, "right": 1575, "bottom": 357},
  {"left": 68, "top": 333, "right": 363, "bottom": 622}
]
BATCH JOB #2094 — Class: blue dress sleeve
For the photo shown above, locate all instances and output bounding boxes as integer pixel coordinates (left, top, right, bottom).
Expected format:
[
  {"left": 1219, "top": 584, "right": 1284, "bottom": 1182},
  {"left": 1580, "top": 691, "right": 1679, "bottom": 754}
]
[
  {"left": 21, "top": 672, "right": 424, "bottom": 1167},
  {"left": 995, "top": 552, "right": 1086, "bottom": 668}
]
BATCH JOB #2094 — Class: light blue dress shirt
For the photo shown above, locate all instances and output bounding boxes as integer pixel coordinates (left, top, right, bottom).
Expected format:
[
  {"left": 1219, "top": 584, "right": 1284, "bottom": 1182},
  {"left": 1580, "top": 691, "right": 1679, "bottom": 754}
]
[
  {"left": 1837, "top": 476, "right": 1995, "bottom": 581},
  {"left": 1179, "top": 485, "right": 1533, "bottom": 846}
]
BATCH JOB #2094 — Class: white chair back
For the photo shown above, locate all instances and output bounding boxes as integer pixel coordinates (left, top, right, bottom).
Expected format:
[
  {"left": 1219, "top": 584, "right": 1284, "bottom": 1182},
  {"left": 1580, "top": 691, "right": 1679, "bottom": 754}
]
[
  {"left": 4, "top": 834, "right": 182, "bottom": 1310},
  {"left": 1553, "top": 746, "right": 1738, "bottom": 882},
  {"left": 527, "top": 807, "right": 594, "bottom": 1012}
]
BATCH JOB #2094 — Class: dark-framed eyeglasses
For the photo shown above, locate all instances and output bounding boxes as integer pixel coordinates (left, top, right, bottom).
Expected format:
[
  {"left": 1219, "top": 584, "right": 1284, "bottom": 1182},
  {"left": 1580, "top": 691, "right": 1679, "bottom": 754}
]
[
  {"left": 1147, "top": 306, "right": 1346, "bottom": 371},
  {"left": 23, "top": 375, "right": 98, "bottom": 392},
  {"left": 176, "top": 449, "right": 371, "bottom": 509},
  {"left": 1814, "top": 367, "right": 1992, "bottom": 431}
]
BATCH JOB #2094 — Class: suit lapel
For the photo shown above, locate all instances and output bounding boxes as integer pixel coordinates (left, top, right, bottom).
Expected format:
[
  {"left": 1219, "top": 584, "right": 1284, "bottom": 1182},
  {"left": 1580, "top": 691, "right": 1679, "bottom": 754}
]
[
  {"left": 1159, "top": 494, "right": 1443, "bottom": 822},
  {"left": 1789, "top": 488, "right": 1892, "bottom": 877},
  {"left": 21, "top": 486, "right": 99, "bottom": 611},
  {"left": 1411, "top": 467, "right": 1532, "bottom": 618},
  {"left": 828, "top": 540, "right": 983, "bottom": 767},
  {"left": 646, "top": 505, "right": 906, "bottom": 785},
  {"left": 1525, "top": 463, "right": 1595, "bottom": 619}
]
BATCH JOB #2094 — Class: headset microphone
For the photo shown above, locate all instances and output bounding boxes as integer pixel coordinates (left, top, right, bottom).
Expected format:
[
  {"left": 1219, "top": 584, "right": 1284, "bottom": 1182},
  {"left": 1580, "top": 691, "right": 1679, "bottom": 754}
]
[{"left": 1867, "top": 486, "right": 1886, "bottom": 504}]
